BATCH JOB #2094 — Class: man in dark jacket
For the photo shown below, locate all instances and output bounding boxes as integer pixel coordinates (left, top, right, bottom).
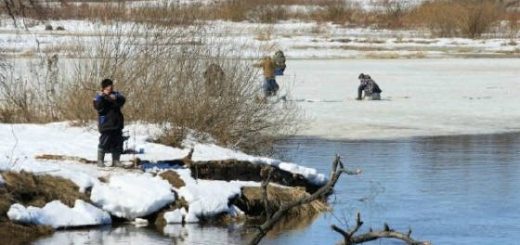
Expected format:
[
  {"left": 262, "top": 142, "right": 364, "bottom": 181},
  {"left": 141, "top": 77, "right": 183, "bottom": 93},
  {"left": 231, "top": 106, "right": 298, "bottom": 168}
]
[
  {"left": 203, "top": 63, "right": 225, "bottom": 97},
  {"left": 357, "top": 73, "right": 382, "bottom": 100},
  {"left": 93, "top": 79, "right": 126, "bottom": 167}
]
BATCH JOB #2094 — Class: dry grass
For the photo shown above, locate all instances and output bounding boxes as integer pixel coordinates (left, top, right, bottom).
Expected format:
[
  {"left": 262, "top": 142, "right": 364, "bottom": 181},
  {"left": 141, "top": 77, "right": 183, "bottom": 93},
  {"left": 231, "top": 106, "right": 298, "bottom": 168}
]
[
  {"left": 158, "top": 171, "right": 185, "bottom": 189},
  {"left": 236, "top": 185, "right": 329, "bottom": 219},
  {"left": 364, "top": 51, "right": 401, "bottom": 59},
  {"left": 0, "top": 171, "right": 88, "bottom": 244},
  {"left": 409, "top": 0, "right": 505, "bottom": 38},
  {"left": 0, "top": 221, "right": 53, "bottom": 245},
  {"left": 0, "top": 171, "right": 88, "bottom": 210},
  {"left": 2, "top": 0, "right": 515, "bottom": 35},
  {"left": 35, "top": 154, "right": 96, "bottom": 164},
  {"left": 310, "top": 0, "right": 357, "bottom": 24}
]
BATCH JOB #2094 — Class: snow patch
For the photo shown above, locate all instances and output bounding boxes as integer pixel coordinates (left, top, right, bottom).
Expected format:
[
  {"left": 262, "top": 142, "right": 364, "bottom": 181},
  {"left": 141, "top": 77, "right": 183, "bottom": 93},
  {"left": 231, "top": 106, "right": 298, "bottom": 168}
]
[
  {"left": 7, "top": 200, "right": 111, "bottom": 229},
  {"left": 170, "top": 168, "right": 253, "bottom": 223},
  {"left": 90, "top": 173, "right": 175, "bottom": 219}
]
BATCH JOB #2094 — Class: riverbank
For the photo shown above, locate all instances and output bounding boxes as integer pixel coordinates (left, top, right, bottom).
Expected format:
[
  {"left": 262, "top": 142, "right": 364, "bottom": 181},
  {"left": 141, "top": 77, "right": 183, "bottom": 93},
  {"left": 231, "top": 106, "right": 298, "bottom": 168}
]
[{"left": 0, "top": 122, "right": 329, "bottom": 244}]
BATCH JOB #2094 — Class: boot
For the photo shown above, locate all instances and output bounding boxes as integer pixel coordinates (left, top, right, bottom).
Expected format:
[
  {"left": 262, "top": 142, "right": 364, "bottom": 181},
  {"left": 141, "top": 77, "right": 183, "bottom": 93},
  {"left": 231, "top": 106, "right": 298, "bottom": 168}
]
[
  {"left": 112, "top": 151, "right": 122, "bottom": 167},
  {"left": 97, "top": 148, "right": 105, "bottom": 167}
]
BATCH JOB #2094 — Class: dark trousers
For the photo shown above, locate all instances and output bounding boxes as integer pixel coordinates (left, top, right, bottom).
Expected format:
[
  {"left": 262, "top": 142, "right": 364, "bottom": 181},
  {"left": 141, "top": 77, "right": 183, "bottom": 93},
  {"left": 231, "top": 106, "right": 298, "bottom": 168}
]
[
  {"left": 99, "top": 130, "right": 123, "bottom": 153},
  {"left": 263, "top": 78, "right": 279, "bottom": 97},
  {"left": 357, "top": 85, "right": 366, "bottom": 99}
]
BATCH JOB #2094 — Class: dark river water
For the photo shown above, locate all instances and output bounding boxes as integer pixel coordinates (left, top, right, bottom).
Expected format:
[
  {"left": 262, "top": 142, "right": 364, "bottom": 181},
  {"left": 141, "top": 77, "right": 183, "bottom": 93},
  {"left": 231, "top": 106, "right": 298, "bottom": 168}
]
[{"left": 35, "top": 133, "right": 520, "bottom": 245}]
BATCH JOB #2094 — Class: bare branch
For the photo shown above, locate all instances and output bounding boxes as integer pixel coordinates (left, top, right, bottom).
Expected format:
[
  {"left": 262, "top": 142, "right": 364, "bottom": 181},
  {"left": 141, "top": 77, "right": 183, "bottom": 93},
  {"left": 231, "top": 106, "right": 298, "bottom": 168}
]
[
  {"left": 347, "top": 212, "right": 363, "bottom": 236},
  {"left": 351, "top": 230, "right": 431, "bottom": 245},
  {"left": 331, "top": 212, "right": 431, "bottom": 245},
  {"left": 261, "top": 167, "right": 274, "bottom": 219},
  {"left": 249, "top": 155, "right": 357, "bottom": 245},
  {"left": 331, "top": 224, "right": 349, "bottom": 244}
]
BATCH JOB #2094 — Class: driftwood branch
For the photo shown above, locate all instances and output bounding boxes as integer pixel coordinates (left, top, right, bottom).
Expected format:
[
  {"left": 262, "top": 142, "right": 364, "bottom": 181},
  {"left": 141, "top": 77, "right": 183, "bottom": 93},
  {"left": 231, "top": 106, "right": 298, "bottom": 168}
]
[
  {"left": 331, "top": 213, "right": 431, "bottom": 245},
  {"left": 249, "top": 155, "right": 361, "bottom": 245},
  {"left": 261, "top": 167, "right": 274, "bottom": 219}
]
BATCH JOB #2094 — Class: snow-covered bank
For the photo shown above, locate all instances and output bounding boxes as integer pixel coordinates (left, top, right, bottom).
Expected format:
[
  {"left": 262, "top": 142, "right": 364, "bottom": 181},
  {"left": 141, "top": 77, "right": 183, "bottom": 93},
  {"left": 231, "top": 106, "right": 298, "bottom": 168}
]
[
  {"left": 0, "top": 122, "right": 325, "bottom": 186},
  {"left": 0, "top": 122, "right": 327, "bottom": 230}
]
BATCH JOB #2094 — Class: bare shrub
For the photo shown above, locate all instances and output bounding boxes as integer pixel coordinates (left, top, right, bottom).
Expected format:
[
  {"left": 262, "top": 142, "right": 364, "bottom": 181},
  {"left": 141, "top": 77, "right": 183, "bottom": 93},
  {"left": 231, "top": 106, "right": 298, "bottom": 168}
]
[
  {"left": 459, "top": 0, "right": 503, "bottom": 38},
  {"left": 378, "top": 0, "right": 412, "bottom": 28},
  {"left": 55, "top": 23, "right": 301, "bottom": 153},
  {"left": 311, "top": 0, "right": 357, "bottom": 24},
  {"left": 0, "top": 55, "right": 60, "bottom": 123},
  {"left": 0, "top": 0, "right": 46, "bottom": 27},
  {"left": 410, "top": 1, "right": 463, "bottom": 37},
  {"left": 411, "top": 0, "right": 504, "bottom": 38},
  {"left": 213, "top": 0, "right": 250, "bottom": 22},
  {"left": 248, "top": 6, "right": 289, "bottom": 23},
  {"left": 505, "top": 11, "right": 520, "bottom": 38}
]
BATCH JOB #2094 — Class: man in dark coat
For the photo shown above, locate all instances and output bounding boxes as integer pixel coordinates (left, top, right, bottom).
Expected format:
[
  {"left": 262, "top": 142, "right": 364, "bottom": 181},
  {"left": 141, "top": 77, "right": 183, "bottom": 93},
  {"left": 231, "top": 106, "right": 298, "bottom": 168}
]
[
  {"left": 357, "top": 73, "right": 382, "bottom": 100},
  {"left": 203, "top": 63, "right": 225, "bottom": 97},
  {"left": 93, "top": 79, "right": 126, "bottom": 167}
]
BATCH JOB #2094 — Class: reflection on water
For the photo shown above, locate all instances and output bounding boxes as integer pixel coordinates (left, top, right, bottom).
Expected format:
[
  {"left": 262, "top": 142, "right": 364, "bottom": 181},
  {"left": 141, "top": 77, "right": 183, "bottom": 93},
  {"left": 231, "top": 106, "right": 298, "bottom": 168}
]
[
  {"left": 36, "top": 225, "right": 246, "bottom": 245},
  {"left": 35, "top": 133, "right": 520, "bottom": 245}
]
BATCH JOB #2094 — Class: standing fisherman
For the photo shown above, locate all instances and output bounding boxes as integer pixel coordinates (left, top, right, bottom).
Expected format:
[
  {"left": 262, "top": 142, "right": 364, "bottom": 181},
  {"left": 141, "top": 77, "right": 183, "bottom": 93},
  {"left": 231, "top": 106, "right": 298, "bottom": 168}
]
[{"left": 93, "top": 79, "right": 126, "bottom": 167}]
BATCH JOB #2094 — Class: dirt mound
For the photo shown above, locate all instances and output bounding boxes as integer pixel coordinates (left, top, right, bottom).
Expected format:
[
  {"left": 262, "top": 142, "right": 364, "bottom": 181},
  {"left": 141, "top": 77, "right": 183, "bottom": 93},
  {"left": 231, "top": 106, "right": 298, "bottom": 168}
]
[
  {"left": 0, "top": 171, "right": 88, "bottom": 244},
  {"left": 0, "top": 171, "right": 88, "bottom": 209},
  {"left": 158, "top": 171, "right": 185, "bottom": 188}
]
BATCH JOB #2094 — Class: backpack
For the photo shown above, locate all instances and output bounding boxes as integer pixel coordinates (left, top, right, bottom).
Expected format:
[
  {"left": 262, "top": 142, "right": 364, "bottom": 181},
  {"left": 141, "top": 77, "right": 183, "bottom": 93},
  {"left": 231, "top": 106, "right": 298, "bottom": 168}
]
[{"left": 273, "top": 51, "right": 286, "bottom": 75}]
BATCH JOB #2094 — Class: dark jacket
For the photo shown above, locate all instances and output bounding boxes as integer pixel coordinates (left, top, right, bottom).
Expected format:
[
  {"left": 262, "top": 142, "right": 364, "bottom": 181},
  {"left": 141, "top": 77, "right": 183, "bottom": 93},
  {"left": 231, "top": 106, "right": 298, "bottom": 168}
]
[
  {"left": 93, "top": 91, "right": 125, "bottom": 132},
  {"left": 360, "top": 78, "right": 382, "bottom": 96}
]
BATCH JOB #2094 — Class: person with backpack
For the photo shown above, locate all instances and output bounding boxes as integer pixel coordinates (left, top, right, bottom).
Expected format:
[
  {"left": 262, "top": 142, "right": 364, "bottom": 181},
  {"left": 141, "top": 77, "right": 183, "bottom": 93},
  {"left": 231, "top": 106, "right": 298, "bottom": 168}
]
[
  {"left": 357, "top": 73, "right": 382, "bottom": 100},
  {"left": 255, "top": 56, "right": 279, "bottom": 98},
  {"left": 93, "top": 79, "right": 126, "bottom": 167},
  {"left": 273, "top": 50, "right": 286, "bottom": 76}
]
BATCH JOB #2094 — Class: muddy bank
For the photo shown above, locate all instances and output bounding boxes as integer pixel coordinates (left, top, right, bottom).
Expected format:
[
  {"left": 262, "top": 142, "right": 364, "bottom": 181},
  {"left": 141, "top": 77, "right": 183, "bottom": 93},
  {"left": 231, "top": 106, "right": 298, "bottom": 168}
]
[
  {"left": 0, "top": 221, "right": 53, "bottom": 245},
  {"left": 232, "top": 185, "right": 328, "bottom": 218},
  {"left": 0, "top": 171, "right": 88, "bottom": 244},
  {"left": 189, "top": 160, "right": 323, "bottom": 193}
]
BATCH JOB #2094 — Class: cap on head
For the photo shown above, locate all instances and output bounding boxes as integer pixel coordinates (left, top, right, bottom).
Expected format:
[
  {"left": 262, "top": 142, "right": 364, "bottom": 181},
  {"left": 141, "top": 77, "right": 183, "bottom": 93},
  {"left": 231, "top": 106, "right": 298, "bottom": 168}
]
[
  {"left": 101, "top": 78, "right": 113, "bottom": 89},
  {"left": 358, "top": 73, "right": 365, "bottom": 79}
]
